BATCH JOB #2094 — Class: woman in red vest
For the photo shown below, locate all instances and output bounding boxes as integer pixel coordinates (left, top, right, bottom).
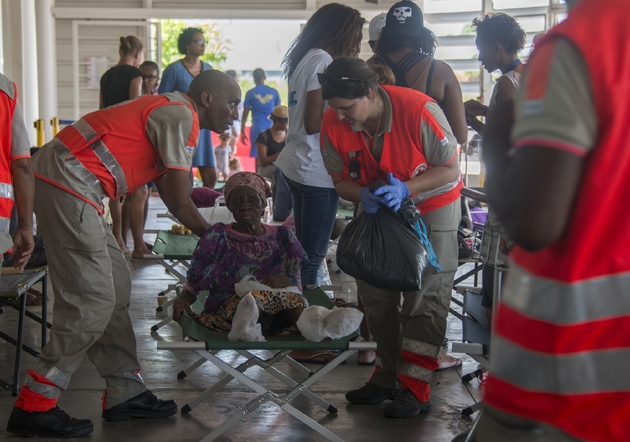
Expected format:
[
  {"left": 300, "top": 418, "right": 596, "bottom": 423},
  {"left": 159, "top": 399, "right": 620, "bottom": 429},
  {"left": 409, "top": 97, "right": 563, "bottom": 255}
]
[{"left": 319, "top": 57, "right": 462, "bottom": 419}]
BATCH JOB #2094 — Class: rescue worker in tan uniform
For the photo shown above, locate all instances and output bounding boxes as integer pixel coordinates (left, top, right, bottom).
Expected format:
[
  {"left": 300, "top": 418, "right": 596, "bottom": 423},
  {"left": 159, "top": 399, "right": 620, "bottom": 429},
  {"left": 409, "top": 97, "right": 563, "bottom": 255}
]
[{"left": 7, "top": 70, "right": 241, "bottom": 438}]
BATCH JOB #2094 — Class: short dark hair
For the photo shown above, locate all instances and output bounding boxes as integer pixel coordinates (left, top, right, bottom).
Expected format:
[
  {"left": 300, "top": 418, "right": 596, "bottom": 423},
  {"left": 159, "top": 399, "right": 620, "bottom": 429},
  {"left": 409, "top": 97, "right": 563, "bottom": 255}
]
[
  {"left": 320, "top": 57, "right": 379, "bottom": 101},
  {"left": 472, "top": 13, "right": 526, "bottom": 55},
  {"left": 282, "top": 3, "right": 365, "bottom": 78},
  {"left": 177, "top": 27, "right": 204, "bottom": 55},
  {"left": 375, "top": 26, "right": 437, "bottom": 57},
  {"left": 140, "top": 60, "right": 159, "bottom": 73},
  {"left": 253, "top": 68, "right": 265, "bottom": 82},
  {"left": 225, "top": 69, "right": 237, "bottom": 79}
]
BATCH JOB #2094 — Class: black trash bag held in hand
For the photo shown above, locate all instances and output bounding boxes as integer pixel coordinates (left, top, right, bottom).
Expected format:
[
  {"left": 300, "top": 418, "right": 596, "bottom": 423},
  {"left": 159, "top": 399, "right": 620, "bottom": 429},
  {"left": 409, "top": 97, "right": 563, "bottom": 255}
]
[{"left": 336, "top": 182, "right": 430, "bottom": 291}]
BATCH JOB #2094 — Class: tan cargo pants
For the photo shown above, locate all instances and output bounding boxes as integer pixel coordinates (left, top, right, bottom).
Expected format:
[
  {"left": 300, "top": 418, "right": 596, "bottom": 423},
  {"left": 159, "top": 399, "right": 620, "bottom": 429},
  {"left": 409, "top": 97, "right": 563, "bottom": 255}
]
[
  {"left": 358, "top": 201, "right": 460, "bottom": 398},
  {"left": 29, "top": 179, "right": 146, "bottom": 408}
]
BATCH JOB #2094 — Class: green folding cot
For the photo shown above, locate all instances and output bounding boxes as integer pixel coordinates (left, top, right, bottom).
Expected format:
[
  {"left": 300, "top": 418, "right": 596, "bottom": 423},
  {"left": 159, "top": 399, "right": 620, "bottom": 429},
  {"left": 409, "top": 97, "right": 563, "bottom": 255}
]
[{"left": 158, "top": 287, "right": 375, "bottom": 442}]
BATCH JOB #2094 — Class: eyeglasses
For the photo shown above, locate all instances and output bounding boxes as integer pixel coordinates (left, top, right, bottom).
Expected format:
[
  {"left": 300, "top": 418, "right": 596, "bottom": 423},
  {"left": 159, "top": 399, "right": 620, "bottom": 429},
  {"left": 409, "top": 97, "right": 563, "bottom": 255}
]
[
  {"left": 142, "top": 75, "right": 159, "bottom": 80},
  {"left": 190, "top": 39, "right": 207, "bottom": 45},
  {"left": 317, "top": 73, "right": 368, "bottom": 88}
]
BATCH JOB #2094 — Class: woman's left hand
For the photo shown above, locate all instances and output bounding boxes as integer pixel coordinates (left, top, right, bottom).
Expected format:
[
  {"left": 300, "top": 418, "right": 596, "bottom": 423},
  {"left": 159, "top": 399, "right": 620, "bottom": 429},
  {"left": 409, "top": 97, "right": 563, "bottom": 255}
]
[
  {"left": 373, "top": 173, "right": 410, "bottom": 212},
  {"left": 260, "top": 274, "right": 293, "bottom": 289}
]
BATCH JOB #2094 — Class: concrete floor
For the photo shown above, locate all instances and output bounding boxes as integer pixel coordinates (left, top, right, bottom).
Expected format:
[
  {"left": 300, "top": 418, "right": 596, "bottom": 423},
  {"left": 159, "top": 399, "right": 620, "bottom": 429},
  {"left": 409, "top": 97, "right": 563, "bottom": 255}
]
[{"left": 0, "top": 196, "right": 481, "bottom": 441}]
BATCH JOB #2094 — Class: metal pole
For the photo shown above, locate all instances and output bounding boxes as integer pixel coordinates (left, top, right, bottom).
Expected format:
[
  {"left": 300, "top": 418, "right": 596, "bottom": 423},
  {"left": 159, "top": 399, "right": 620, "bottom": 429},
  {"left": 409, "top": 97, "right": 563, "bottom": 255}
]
[{"left": 35, "top": 0, "right": 58, "bottom": 142}]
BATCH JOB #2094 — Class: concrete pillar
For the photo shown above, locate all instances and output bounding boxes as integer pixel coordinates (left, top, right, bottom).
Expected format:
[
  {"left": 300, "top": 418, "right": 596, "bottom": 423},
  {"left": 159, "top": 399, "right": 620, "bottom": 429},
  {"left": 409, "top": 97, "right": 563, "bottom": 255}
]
[
  {"left": 35, "top": 0, "right": 57, "bottom": 141},
  {"left": 20, "top": 0, "right": 39, "bottom": 145}
]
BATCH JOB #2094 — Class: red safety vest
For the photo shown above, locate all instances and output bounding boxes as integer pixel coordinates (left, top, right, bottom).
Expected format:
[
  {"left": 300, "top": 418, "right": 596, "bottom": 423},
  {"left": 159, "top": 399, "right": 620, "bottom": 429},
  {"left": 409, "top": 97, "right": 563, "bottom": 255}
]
[
  {"left": 484, "top": 1, "right": 630, "bottom": 440},
  {"left": 36, "top": 93, "right": 199, "bottom": 212},
  {"left": 0, "top": 79, "right": 18, "bottom": 237},
  {"left": 321, "top": 85, "right": 462, "bottom": 214}
]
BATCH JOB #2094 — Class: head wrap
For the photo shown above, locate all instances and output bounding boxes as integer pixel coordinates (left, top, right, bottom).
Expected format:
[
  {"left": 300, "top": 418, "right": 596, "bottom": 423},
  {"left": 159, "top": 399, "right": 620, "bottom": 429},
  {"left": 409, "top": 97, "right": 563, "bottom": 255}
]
[{"left": 224, "top": 172, "right": 272, "bottom": 205}]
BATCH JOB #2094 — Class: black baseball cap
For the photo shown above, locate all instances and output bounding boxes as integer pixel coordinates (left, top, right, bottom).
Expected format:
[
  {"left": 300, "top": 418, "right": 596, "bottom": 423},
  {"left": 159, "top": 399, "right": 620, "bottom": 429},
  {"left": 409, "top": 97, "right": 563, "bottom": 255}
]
[{"left": 385, "top": 1, "right": 424, "bottom": 38}]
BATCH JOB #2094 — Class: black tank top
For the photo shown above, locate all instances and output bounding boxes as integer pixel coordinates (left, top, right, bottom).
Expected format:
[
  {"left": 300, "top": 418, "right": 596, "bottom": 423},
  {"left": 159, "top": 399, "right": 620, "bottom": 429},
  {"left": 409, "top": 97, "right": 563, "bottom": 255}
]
[{"left": 378, "top": 52, "right": 442, "bottom": 108}]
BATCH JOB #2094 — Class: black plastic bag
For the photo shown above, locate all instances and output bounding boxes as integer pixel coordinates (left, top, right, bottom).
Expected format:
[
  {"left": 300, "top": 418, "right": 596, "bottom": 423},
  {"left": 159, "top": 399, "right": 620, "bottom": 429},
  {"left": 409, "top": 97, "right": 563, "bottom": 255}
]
[{"left": 336, "top": 198, "right": 429, "bottom": 292}]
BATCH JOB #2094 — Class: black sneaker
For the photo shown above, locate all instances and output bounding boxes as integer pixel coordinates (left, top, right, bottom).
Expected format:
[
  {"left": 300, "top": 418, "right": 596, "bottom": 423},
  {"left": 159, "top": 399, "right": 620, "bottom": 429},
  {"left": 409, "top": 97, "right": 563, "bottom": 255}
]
[
  {"left": 102, "top": 390, "right": 177, "bottom": 421},
  {"left": 6, "top": 406, "right": 94, "bottom": 438},
  {"left": 345, "top": 382, "right": 397, "bottom": 404},
  {"left": 384, "top": 389, "right": 431, "bottom": 418}
]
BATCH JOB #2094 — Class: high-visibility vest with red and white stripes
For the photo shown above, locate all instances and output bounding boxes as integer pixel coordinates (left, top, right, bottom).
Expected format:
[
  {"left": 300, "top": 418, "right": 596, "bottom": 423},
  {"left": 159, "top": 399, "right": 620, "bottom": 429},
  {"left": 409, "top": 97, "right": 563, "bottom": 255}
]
[
  {"left": 0, "top": 78, "right": 18, "bottom": 239},
  {"left": 483, "top": 1, "right": 630, "bottom": 441},
  {"left": 35, "top": 93, "right": 199, "bottom": 213}
]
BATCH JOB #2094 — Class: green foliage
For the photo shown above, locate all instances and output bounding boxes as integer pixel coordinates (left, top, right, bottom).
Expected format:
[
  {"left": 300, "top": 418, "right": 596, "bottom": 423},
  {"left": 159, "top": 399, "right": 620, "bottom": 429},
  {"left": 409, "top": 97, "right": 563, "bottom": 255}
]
[
  {"left": 159, "top": 19, "right": 230, "bottom": 68},
  {"left": 461, "top": 24, "right": 476, "bottom": 35}
]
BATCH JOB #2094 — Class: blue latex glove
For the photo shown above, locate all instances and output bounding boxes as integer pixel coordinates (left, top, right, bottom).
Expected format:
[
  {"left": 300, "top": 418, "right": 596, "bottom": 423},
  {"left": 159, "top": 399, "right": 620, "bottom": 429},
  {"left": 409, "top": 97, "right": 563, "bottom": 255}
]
[
  {"left": 360, "top": 187, "right": 383, "bottom": 214},
  {"left": 373, "top": 173, "right": 409, "bottom": 212}
]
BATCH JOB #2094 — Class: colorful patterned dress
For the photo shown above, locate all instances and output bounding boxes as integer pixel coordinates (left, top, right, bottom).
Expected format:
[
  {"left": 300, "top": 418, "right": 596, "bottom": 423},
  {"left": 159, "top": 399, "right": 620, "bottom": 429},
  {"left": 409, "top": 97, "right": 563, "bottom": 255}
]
[{"left": 184, "top": 223, "right": 308, "bottom": 333}]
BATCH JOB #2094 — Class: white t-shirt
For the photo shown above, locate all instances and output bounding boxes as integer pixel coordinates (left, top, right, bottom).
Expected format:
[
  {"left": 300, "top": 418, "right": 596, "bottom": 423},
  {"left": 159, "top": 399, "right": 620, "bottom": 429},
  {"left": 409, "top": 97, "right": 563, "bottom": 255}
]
[{"left": 275, "top": 48, "right": 334, "bottom": 188}]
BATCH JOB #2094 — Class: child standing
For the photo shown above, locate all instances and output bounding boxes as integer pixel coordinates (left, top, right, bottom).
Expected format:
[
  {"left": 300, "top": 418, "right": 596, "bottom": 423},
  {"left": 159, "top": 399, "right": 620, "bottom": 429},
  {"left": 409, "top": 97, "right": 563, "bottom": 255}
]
[
  {"left": 140, "top": 60, "right": 160, "bottom": 95},
  {"left": 215, "top": 132, "right": 233, "bottom": 180},
  {"left": 228, "top": 157, "right": 242, "bottom": 178}
]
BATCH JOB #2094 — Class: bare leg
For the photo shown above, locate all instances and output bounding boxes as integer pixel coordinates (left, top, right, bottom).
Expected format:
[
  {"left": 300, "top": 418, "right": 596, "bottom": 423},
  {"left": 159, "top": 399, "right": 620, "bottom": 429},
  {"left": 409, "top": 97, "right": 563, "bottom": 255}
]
[
  {"left": 121, "top": 197, "right": 130, "bottom": 250},
  {"left": 109, "top": 198, "right": 129, "bottom": 255},
  {"left": 129, "top": 188, "right": 151, "bottom": 259},
  {"left": 198, "top": 166, "right": 217, "bottom": 189}
]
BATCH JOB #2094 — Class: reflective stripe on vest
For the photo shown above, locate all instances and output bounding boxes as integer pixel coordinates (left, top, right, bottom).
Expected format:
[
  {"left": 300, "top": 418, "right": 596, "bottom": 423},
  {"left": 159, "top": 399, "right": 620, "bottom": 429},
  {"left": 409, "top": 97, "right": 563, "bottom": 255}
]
[
  {"left": 72, "top": 119, "right": 129, "bottom": 198},
  {"left": 0, "top": 182, "right": 14, "bottom": 200},
  {"left": 502, "top": 263, "right": 630, "bottom": 324},
  {"left": 50, "top": 138, "right": 103, "bottom": 196},
  {"left": 492, "top": 334, "right": 630, "bottom": 395}
]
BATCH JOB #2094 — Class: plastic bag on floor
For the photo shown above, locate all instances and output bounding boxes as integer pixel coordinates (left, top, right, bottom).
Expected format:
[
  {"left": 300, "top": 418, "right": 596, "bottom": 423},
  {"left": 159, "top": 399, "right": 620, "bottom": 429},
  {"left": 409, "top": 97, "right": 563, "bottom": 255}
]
[{"left": 336, "top": 197, "right": 430, "bottom": 292}]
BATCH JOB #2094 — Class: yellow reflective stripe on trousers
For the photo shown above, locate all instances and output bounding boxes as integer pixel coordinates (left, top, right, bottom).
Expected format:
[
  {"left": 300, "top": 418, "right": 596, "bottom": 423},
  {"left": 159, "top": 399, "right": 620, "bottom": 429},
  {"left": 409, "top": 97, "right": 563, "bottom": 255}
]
[
  {"left": 502, "top": 263, "right": 630, "bottom": 324},
  {"left": 492, "top": 335, "right": 630, "bottom": 394},
  {"left": 50, "top": 138, "right": 103, "bottom": 195},
  {"left": 0, "top": 182, "right": 14, "bottom": 200}
]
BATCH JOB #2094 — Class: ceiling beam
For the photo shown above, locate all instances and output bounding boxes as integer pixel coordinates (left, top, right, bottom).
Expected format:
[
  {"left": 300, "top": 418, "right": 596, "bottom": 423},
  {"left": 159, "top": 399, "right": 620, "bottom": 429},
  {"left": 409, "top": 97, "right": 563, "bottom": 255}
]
[{"left": 52, "top": 7, "right": 315, "bottom": 20}]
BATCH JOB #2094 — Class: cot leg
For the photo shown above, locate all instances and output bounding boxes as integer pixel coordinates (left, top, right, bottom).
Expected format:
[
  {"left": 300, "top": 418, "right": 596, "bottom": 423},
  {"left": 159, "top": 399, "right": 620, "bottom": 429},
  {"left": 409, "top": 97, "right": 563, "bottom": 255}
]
[
  {"left": 156, "top": 296, "right": 174, "bottom": 313},
  {"left": 12, "top": 290, "right": 28, "bottom": 395},
  {"left": 151, "top": 315, "right": 173, "bottom": 332},
  {"left": 177, "top": 357, "right": 206, "bottom": 379},
  {"left": 462, "top": 401, "right": 483, "bottom": 416}
]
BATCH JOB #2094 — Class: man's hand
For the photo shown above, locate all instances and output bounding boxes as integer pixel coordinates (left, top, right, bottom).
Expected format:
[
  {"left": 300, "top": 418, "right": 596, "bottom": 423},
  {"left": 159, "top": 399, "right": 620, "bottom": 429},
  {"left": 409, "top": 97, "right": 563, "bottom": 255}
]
[
  {"left": 12, "top": 228, "right": 34, "bottom": 270},
  {"left": 240, "top": 132, "right": 248, "bottom": 144},
  {"left": 260, "top": 274, "right": 293, "bottom": 289},
  {"left": 173, "top": 289, "right": 197, "bottom": 323}
]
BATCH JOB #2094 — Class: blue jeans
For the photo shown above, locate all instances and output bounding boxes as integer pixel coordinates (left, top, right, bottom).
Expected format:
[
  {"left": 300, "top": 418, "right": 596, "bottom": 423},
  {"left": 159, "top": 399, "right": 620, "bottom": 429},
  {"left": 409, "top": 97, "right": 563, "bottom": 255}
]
[
  {"left": 273, "top": 169, "right": 293, "bottom": 222},
  {"left": 285, "top": 177, "right": 339, "bottom": 286}
]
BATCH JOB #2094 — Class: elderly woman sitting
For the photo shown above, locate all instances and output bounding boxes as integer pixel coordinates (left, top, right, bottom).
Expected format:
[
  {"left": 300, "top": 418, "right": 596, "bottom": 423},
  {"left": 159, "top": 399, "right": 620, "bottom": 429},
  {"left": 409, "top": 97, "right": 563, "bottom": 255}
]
[{"left": 173, "top": 172, "right": 361, "bottom": 342}]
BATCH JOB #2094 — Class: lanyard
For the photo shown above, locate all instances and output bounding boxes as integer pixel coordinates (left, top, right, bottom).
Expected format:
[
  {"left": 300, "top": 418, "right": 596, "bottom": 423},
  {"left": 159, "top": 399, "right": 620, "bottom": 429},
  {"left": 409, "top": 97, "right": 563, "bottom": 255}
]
[{"left": 505, "top": 59, "right": 522, "bottom": 73}]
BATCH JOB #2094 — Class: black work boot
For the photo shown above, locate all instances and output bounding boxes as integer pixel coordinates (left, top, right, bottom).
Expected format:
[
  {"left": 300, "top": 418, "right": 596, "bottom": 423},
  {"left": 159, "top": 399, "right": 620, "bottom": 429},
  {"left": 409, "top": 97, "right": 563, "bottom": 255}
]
[
  {"left": 102, "top": 390, "right": 177, "bottom": 421},
  {"left": 346, "top": 382, "right": 397, "bottom": 404},
  {"left": 6, "top": 406, "right": 94, "bottom": 437},
  {"left": 384, "top": 388, "right": 431, "bottom": 418}
]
